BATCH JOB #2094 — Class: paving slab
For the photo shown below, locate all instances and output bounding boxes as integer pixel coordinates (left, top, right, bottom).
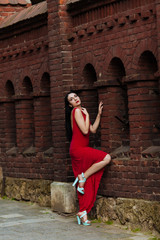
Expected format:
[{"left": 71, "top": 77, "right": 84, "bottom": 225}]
[{"left": 0, "top": 198, "right": 154, "bottom": 240}]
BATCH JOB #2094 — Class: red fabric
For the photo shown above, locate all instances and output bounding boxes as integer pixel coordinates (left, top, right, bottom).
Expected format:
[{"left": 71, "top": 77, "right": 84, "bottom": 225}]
[{"left": 70, "top": 108, "right": 107, "bottom": 213}]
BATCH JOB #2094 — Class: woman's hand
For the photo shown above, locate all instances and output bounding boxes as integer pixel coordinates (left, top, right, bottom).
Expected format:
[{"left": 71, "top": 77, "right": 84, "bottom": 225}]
[
  {"left": 98, "top": 101, "right": 103, "bottom": 115},
  {"left": 81, "top": 107, "right": 89, "bottom": 116},
  {"left": 90, "top": 102, "right": 103, "bottom": 133}
]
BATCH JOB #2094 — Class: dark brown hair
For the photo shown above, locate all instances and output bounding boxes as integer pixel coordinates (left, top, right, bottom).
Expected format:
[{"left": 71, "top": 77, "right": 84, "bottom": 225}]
[{"left": 64, "top": 90, "right": 76, "bottom": 141}]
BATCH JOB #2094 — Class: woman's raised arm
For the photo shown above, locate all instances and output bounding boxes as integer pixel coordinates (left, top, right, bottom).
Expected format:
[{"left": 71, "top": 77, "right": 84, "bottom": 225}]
[{"left": 90, "top": 101, "right": 103, "bottom": 134}]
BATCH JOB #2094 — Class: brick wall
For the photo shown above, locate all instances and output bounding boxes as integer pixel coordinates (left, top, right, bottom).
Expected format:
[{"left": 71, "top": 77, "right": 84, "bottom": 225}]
[
  {"left": 47, "top": 0, "right": 73, "bottom": 182},
  {"left": 99, "top": 158, "right": 160, "bottom": 202},
  {"left": 66, "top": 0, "right": 160, "bottom": 201},
  {"left": 0, "top": 14, "right": 54, "bottom": 180},
  {"left": 0, "top": 0, "right": 159, "bottom": 201}
]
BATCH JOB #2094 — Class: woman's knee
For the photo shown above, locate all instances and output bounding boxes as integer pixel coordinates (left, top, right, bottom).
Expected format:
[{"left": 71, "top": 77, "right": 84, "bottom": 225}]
[{"left": 103, "top": 154, "right": 111, "bottom": 165}]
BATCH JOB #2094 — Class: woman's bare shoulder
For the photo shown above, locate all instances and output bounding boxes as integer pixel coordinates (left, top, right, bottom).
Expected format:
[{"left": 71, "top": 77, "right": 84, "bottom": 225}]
[
  {"left": 74, "top": 108, "right": 83, "bottom": 119},
  {"left": 72, "top": 107, "right": 80, "bottom": 116},
  {"left": 74, "top": 108, "right": 82, "bottom": 114}
]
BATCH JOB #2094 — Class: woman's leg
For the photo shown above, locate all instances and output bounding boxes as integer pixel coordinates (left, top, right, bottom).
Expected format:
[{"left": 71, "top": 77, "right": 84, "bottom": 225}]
[
  {"left": 77, "top": 154, "right": 111, "bottom": 220},
  {"left": 78, "top": 154, "right": 111, "bottom": 184}
]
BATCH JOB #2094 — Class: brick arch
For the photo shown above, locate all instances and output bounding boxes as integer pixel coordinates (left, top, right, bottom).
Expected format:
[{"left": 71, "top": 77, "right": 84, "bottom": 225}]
[
  {"left": 40, "top": 72, "right": 50, "bottom": 93},
  {"left": 132, "top": 39, "right": 158, "bottom": 73},
  {"left": 103, "top": 46, "right": 129, "bottom": 78},
  {"left": 1, "top": 71, "right": 17, "bottom": 97},
  {"left": 79, "top": 52, "right": 99, "bottom": 83},
  {"left": 138, "top": 50, "right": 158, "bottom": 74},
  {"left": 36, "top": 61, "right": 49, "bottom": 94},
  {"left": 5, "top": 80, "right": 15, "bottom": 97},
  {"left": 21, "top": 76, "right": 33, "bottom": 95},
  {"left": 107, "top": 57, "right": 126, "bottom": 83},
  {"left": 18, "top": 68, "right": 35, "bottom": 95},
  {"left": 0, "top": 76, "right": 17, "bottom": 151}
]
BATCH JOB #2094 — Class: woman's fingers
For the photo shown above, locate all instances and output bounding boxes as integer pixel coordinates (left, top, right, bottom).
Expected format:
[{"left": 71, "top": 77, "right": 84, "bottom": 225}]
[
  {"left": 99, "top": 101, "right": 103, "bottom": 114},
  {"left": 81, "top": 107, "right": 88, "bottom": 115}
]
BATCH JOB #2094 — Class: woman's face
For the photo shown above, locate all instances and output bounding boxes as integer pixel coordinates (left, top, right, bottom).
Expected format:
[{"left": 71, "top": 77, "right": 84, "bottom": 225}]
[{"left": 68, "top": 93, "right": 81, "bottom": 108}]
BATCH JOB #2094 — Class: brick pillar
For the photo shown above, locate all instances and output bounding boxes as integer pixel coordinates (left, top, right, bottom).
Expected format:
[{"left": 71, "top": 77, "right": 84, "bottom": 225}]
[
  {"left": 15, "top": 97, "right": 35, "bottom": 152},
  {"left": 127, "top": 78, "right": 160, "bottom": 159},
  {"left": 34, "top": 95, "right": 52, "bottom": 152},
  {"left": 47, "top": 0, "right": 73, "bottom": 181}
]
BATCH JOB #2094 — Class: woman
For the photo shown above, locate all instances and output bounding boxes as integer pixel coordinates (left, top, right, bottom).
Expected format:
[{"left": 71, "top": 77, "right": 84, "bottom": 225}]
[{"left": 65, "top": 91, "right": 111, "bottom": 226}]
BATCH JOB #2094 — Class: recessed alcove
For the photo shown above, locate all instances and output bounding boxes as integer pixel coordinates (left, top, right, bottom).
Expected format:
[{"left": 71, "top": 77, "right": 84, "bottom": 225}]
[
  {"left": 4, "top": 80, "right": 16, "bottom": 151},
  {"left": 128, "top": 50, "right": 159, "bottom": 157},
  {"left": 76, "top": 63, "right": 100, "bottom": 148},
  {"left": 22, "top": 76, "right": 33, "bottom": 95},
  {"left": 138, "top": 50, "right": 158, "bottom": 74},
  {"left": 15, "top": 76, "right": 34, "bottom": 151},
  {"left": 82, "top": 63, "right": 97, "bottom": 84},
  {"left": 102, "top": 57, "right": 129, "bottom": 154},
  {"left": 34, "top": 72, "right": 52, "bottom": 151},
  {"left": 141, "top": 52, "right": 159, "bottom": 150}
]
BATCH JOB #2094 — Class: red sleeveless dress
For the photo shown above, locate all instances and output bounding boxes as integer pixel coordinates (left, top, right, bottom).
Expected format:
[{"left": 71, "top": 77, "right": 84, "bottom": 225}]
[{"left": 70, "top": 107, "right": 107, "bottom": 213}]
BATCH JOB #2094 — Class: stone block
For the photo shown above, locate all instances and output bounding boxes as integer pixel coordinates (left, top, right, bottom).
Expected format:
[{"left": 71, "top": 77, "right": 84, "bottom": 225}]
[
  {"left": 5, "top": 177, "right": 52, "bottom": 207},
  {"left": 51, "top": 182, "right": 77, "bottom": 214},
  {"left": 90, "top": 196, "right": 160, "bottom": 236}
]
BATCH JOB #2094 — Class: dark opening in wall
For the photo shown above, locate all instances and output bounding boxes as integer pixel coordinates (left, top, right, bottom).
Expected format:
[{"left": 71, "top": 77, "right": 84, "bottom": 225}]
[
  {"left": 107, "top": 57, "right": 126, "bottom": 77},
  {"left": 5, "top": 80, "right": 15, "bottom": 98},
  {"left": 34, "top": 72, "right": 52, "bottom": 151},
  {"left": 82, "top": 63, "right": 97, "bottom": 83},
  {"left": 80, "top": 63, "right": 100, "bottom": 148},
  {"left": 22, "top": 76, "right": 33, "bottom": 95},
  {"left": 4, "top": 80, "right": 16, "bottom": 151},
  {"left": 106, "top": 57, "right": 129, "bottom": 156},
  {"left": 16, "top": 76, "right": 35, "bottom": 152},
  {"left": 137, "top": 51, "right": 160, "bottom": 157},
  {"left": 40, "top": 72, "right": 50, "bottom": 94},
  {"left": 138, "top": 50, "right": 158, "bottom": 74},
  {"left": 78, "top": 89, "right": 100, "bottom": 148}
]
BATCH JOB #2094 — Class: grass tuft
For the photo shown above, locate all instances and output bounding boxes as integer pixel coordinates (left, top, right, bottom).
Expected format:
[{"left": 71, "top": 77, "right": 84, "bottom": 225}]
[
  {"left": 131, "top": 228, "right": 141, "bottom": 233},
  {"left": 91, "top": 218, "right": 102, "bottom": 223},
  {"left": 105, "top": 220, "right": 113, "bottom": 225}
]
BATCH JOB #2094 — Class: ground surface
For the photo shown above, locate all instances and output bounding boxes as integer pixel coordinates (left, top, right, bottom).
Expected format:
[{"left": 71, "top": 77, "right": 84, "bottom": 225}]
[{"left": 0, "top": 198, "right": 156, "bottom": 240}]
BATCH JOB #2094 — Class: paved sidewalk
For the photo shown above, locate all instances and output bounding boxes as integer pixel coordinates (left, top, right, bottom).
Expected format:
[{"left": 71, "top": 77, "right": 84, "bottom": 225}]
[{"left": 0, "top": 198, "right": 154, "bottom": 240}]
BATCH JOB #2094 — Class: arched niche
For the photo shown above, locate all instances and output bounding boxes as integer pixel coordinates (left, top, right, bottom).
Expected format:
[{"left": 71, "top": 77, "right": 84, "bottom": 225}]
[
  {"left": 136, "top": 51, "right": 160, "bottom": 151},
  {"left": 82, "top": 63, "right": 97, "bottom": 84},
  {"left": 107, "top": 57, "right": 126, "bottom": 79},
  {"left": 40, "top": 72, "right": 50, "bottom": 94},
  {"left": 5, "top": 80, "right": 15, "bottom": 98},
  {"left": 34, "top": 72, "right": 52, "bottom": 151},
  {"left": 104, "top": 57, "right": 129, "bottom": 154},
  {"left": 15, "top": 76, "right": 34, "bottom": 151},
  {"left": 79, "top": 64, "right": 100, "bottom": 148},
  {"left": 22, "top": 76, "right": 33, "bottom": 95},
  {"left": 4, "top": 80, "right": 16, "bottom": 150},
  {"left": 138, "top": 50, "right": 158, "bottom": 74}
]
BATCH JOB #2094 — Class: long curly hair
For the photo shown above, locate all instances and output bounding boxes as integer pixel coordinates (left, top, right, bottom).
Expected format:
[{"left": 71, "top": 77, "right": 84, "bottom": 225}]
[{"left": 64, "top": 90, "right": 76, "bottom": 141}]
